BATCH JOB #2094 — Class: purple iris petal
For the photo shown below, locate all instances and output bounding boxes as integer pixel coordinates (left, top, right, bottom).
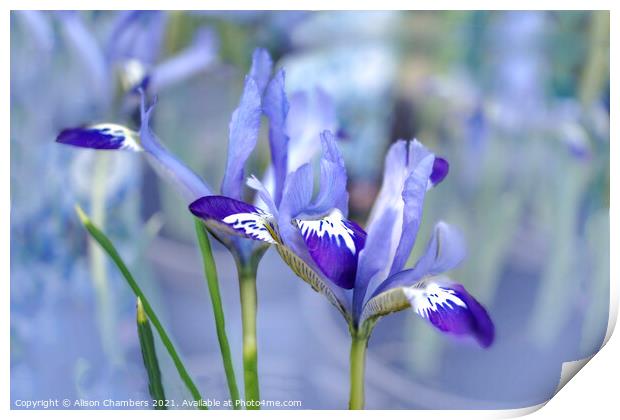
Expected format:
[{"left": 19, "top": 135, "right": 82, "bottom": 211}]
[
  {"left": 295, "top": 210, "right": 366, "bottom": 289},
  {"left": 305, "top": 131, "right": 349, "bottom": 217},
  {"left": 388, "top": 142, "right": 435, "bottom": 276},
  {"left": 263, "top": 69, "right": 290, "bottom": 206},
  {"left": 220, "top": 76, "right": 262, "bottom": 201},
  {"left": 405, "top": 280, "right": 494, "bottom": 348},
  {"left": 370, "top": 222, "right": 466, "bottom": 298},
  {"left": 189, "top": 195, "right": 276, "bottom": 244},
  {"left": 56, "top": 125, "right": 140, "bottom": 151},
  {"left": 354, "top": 140, "right": 432, "bottom": 315},
  {"left": 352, "top": 208, "right": 398, "bottom": 318},
  {"left": 277, "top": 163, "right": 327, "bottom": 277},
  {"left": 247, "top": 175, "right": 278, "bottom": 217},
  {"left": 278, "top": 163, "right": 314, "bottom": 221},
  {"left": 249, "top": 48, "right": 273, "bottom": 95},
  {"left": 429, "top": 157, "right": 449, "bottom": 187}
]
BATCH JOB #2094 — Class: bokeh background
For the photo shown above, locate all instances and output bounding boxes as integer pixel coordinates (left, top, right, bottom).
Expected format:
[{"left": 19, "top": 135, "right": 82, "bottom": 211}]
[{"left": 10, "top": 10, "right": 610, "bottom": 409}]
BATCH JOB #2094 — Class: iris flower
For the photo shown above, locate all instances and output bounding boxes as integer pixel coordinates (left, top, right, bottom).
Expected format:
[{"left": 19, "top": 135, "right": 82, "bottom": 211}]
[
  {"left": 56, "top": 48, "right": 297, "bottom": 407},
  {"left": 190, "top": 131, "right": 494, "bottom": 409}
]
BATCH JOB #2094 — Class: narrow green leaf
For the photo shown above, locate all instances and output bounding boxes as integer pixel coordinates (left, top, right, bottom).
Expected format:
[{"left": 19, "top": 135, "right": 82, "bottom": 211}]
[
  {"left": 75, "top": 205, "right": 207, "bottom": 410},
  {"left": 136, "top": 297, "right": 167, "bottom": 409},
  {"left": 194, "top": 219, "right": 241, "bottom": 409}
]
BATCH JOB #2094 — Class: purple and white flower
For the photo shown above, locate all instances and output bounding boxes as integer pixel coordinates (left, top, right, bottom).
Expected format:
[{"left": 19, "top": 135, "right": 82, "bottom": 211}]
[{"left": 190, "top": 115, "right": 493, "bottom": 347}]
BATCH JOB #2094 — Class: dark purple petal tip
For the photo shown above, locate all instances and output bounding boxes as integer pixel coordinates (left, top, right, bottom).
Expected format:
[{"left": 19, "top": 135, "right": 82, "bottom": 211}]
[
  {"left": 189, "top": 195, "right": 277, "bottom": 244},
  {"left": 56, "top": 124, "right": 141, "bottom": 151},
  {"left": 407, "top": 281, "right": 494, "bottom": 348},
  {"left": 430, "top": 157, "right": 449, "bottom": 186}
]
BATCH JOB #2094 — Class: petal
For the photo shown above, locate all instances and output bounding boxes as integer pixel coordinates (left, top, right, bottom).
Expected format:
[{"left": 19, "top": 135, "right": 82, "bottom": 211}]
[
  {"left": 220, "top": 76, "right": 262, "bottom": 200},
  {"left": 352, "top": 207, "right": 399, "bottom": 319},
  {"left": 355, "top": 140, "right": 433, "bottom": 315},
  {"left": 139, "top": 92, "right": 212, "bottom": 201},
  {"left": 404, "top": 278, "right": 494, "bottom": 348},
  {"left": 189, "top": 195, "right": 277, "bottom": 244},
  {"left": 56, "top": 124, "right": 142, "bottom": 151},
  {"left": 413, "top": 221, "right": 466, "bottom": 276},
  {"left": 249, "top": 48, "right": 273, "bottom": 95},
  {"left": 388, "top": 143, "right": 435, "bottom": 276},
  {"left": 294, "top": 208, "right": 366, "bottom": 289},
  {"left": 278, "top": 163, "right": 314, "bottom": 221},
  {"left": 263, "top": 68, "right": 290, "bottom": 206},
  {"left": 246, "top": 175, "right": 278, "bottom": 216},
  {"left": 428, "top": 157, "right": 449, "bottom": 188},
  {"left": 370, "top": 221, "right": 466, "bottom": 298},
  {"left": 276, "top": 163, "right": 315, "bottom": 264},
  {"left": 305, "top": 131, "right": 349, "bottom": 217}
]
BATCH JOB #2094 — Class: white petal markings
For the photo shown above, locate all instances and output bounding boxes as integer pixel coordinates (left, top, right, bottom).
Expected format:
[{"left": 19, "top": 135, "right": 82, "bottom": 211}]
[
  {"left": 404, "top": 282, "right": 467, "bottom": 320},
  {"left": 294, "top": 208, "right": 357, "bottom": 254},
  {"left": 89, "top": 123, "right": 143, "bottom": 151},
  {"left": 222, "top": 212, "right": 278, "bottom": 244}
]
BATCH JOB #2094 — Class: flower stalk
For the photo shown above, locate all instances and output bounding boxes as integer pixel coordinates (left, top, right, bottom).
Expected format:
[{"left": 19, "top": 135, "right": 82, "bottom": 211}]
[
  {"left": 348, "top": 333, "right": 369, "bottom": 410},
  {"left": 236, "top": 255, "right": 261, "bottom": 409}
]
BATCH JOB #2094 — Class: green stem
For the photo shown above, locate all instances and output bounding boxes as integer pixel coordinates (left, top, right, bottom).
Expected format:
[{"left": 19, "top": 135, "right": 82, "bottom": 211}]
[
  {"left": 237, "top": 260, "right": 260, "bottom": 409},
  {"left": 349, "top": 333, "right": 369, "bottom": 410},
  {"left": 194, "top": 220, "right": 241, "bottom": 409},
  {"left": 75, "top": 206, "right": 207, "bottom": 410}
]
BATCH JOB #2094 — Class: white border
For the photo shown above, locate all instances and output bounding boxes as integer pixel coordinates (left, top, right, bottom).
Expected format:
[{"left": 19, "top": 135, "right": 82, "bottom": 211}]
[{"left": 2, "top": 2, "right": 616, "bottom": 418}]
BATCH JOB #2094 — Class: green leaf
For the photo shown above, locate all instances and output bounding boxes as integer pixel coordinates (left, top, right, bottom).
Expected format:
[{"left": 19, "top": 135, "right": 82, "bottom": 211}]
[
  {"left": 194, "top": 219, "right": 241, "bottom": 409},
  {"left": 136, "top": 297, "right": 167, "bottom": 409},
  {"left": 75, "top": 205, "right": 207, "bottom": 410}
]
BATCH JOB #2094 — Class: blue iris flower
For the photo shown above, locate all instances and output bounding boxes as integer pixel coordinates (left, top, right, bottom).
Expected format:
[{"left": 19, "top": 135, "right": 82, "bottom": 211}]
[{"left": 188, "top": 60, "right": 494, "bottom": 347}]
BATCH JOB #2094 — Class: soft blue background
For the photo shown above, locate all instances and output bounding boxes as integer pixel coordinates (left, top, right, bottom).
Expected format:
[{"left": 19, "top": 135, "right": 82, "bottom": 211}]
[{"left": 10, "top": 11, "right": 609, "bottom": 409}]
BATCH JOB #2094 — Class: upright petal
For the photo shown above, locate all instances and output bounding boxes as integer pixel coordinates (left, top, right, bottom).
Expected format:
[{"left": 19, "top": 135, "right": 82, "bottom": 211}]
[
  {"left": 370, "top": 221, "right": 466, "bottom": 298},
  {"left": 294, "top": 209, "right": 366, "bottom": 289},
  {"left": 249, "top": 48, "right": 273, "bottom": 95},
  {"left": 220, "top": 77, "right": 262, "bottom": 200},
  {"left": 388, "top": 143, "right": 435, "bottom": 275},
  {"left": 305, "top": 131, "right": 349, "bottom": 217},
  {"left": 189, "top": 195, "right": 278, "bottom": 244},
  {"left": 352, "top": 208, "right": 399, "bottom": 319},
  {"left": 57, "top": 124, "right": 142, "bottom": 151},
  {"left": 404, "top": 277, "right": 494, "bottom": 348},
  {"left": 139, "top": 92, "right": 212, "bottom": 201},
  {"left": 353, "top": 141, "right": 409, "bottom": 315},
  {"left": 278, "top": 163, "right": 314, "bottom": 222},
  {"left": 263, "top": 69, "right": 289, "bottom": 206}
]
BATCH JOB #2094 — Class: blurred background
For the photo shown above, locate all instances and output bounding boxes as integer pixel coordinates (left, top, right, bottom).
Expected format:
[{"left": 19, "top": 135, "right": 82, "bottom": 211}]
[{"left": 10, "top": 11, "right": 609, "bottom": 409}]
